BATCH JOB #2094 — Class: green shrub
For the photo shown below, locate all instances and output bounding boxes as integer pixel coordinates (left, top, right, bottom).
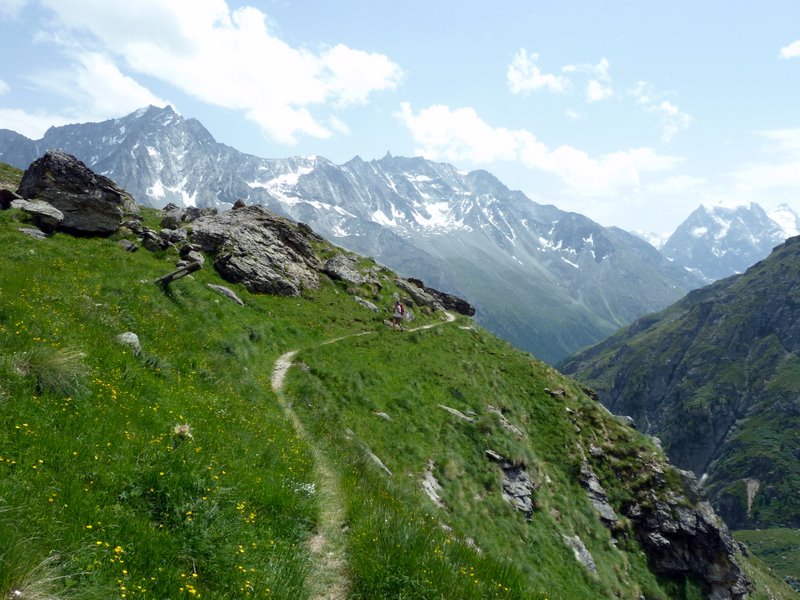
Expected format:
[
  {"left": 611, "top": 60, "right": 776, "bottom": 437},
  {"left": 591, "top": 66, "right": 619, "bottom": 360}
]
[{"left": 11, "top": 346, "right": 88, "bottom": 397}]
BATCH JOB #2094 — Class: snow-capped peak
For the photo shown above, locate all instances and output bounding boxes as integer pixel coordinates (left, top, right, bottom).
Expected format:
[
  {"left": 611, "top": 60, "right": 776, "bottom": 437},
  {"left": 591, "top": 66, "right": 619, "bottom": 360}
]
[{"left": 767, "top": 203, "right": 800, "bottom": 238}]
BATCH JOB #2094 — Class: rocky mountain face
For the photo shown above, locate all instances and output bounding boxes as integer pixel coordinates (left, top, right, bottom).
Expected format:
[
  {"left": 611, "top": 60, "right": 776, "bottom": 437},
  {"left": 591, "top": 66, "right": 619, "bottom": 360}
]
[
  {"left": 0, "top": 105, "right": 703, "bottom": 363},
  {"left": 561, "top": 236, "right": 800, "bottom": 529},
  {"left": 660, "top": 203, "right": 798, "bottom": 283}
]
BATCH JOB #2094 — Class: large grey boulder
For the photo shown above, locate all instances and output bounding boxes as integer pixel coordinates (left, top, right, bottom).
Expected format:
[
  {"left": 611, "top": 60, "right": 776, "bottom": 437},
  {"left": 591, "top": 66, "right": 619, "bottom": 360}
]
[
  {"left": 190, "top": 205, "right": 320, "bottom": 296},
  {"left": 17, "top": 150, "right": 138, "bottom": 235}
]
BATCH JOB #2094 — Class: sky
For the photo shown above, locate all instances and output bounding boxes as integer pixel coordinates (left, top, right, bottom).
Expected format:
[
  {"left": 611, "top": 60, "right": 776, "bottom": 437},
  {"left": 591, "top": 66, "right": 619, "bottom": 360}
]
[{"left": 0, "top": 0, "right": 798, "bottom": 235}]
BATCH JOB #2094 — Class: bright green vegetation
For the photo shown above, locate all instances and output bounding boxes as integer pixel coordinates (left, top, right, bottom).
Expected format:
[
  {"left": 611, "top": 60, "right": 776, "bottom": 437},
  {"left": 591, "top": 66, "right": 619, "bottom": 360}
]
[
  {"left": 0, "top": 179, "right": 793, "bottom": 597},
  {"left": 0, "top": 162, "right": 23, "bottom": 190},
  {"left": 735, "top": 529, "right": 800, "bottom": 592},
  {"left": 0, "top": 203, "right": 430, "bottom": 599}
]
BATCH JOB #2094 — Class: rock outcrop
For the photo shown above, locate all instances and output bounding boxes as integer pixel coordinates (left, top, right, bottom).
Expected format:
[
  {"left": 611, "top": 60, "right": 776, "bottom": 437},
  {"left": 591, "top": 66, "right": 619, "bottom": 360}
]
[
  {"left": 423, "top": 286, "right": 476, "bottom": 316},
  {"left": 486, "top": 449, "right": 538, "bottom": 520},
  {"left": 323, "top": 253, "right": 374, "bottom": 285},
  {"left": 190, "top": 205, "right": 321, "bottom": 296},
  {"left": 16, "top": 150, "right": 138, "bottom": 235}
]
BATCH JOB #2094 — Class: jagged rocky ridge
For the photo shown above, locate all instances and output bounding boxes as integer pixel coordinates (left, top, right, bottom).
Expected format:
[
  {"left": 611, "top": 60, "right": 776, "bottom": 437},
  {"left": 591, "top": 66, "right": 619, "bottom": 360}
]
[
  {"left": 1, "top": 152, "right": 767, "bottom": 598},
  {"left": 0, "top": 105, "right": 703, "bottom": 363},
  {"left": 562, "top": 235, "right": 800, "bottom": 530}
]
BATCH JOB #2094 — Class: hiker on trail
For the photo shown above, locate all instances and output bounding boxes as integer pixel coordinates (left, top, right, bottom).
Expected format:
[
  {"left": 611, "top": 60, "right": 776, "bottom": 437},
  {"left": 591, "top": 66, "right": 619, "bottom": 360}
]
[{"left": 392, "top": 300, "right": 405, "bottom": 331}]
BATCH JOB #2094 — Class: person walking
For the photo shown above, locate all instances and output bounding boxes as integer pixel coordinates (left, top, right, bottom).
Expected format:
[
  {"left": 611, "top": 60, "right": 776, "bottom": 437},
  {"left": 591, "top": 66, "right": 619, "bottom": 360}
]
[{"left": 391, "top": 299, "right": 405, "bottom": 331}]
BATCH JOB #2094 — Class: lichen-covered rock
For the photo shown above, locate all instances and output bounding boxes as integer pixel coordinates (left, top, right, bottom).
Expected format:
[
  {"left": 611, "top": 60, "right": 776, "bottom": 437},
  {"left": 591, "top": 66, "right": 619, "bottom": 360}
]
[
  {"left": 486, "top": 449, "right": 538, "bottom": 520},
  {"left": 11, "top": 199, "right": 63, "bottom": 233},
  {"left": 395, "top": 278, "right": 444, "bottom": 311},
  {"left": 323, "top": 253, "right": 370, "bottom": 285},
  {"left": 17, "top": 150, "right": 138, "bottom": 235},
  {"left": 190, "top": 205, "right": 320, "bottom": 296},
  {"left": 160, "top": 203, "right": 184, "bottom": 229}
]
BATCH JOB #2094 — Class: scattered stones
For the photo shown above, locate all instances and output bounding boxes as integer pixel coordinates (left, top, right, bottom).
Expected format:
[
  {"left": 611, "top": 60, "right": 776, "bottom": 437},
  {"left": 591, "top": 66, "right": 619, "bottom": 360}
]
[
  {"left": 207, "top": 283, "right": 245, "bottom": 306},
  {"left": 562, "top": 534, "right": 597, "bottom": 574},
  {"left": 17, "top": 150, "right": 138, "bottom": 235},
  {"left": 115, "top": 332, "right": 141, "bottom": 356},
  {"left": 374, "top": 411, "right": 392, "bottom": 421},
  {"left": 544, "top": 387, "right": 566, "bottom": 398}
]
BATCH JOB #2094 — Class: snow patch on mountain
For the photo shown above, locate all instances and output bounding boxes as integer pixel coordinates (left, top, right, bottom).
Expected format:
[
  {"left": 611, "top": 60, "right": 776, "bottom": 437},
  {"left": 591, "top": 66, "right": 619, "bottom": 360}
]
[{"left": 767, "top": 204, "right": 800, "bottom": 238}]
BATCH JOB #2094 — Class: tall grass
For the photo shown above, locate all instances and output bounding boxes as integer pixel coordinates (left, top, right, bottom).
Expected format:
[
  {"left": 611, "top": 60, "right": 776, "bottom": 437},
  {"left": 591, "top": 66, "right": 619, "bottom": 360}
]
[{"left": 10, "top": 346, "right": 88, "bottom": 397}]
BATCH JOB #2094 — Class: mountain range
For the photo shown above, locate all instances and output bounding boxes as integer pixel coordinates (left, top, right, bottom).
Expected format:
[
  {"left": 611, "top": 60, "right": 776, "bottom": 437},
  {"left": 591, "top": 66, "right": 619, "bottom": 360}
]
[
  {"left": 0, "top": 105, "right": 707, "bottom": 364},
  {"left": 562, "top": 235, "right": 800, "bottom": 530}
]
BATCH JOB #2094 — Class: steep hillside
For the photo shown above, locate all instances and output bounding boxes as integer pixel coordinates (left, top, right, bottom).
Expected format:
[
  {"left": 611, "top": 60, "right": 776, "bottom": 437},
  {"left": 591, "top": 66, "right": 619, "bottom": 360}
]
[
  {"left": 562, "top": 236, "right": 800, "bottom": 531},
  {"left": 0, "top": 161, "right": 790, "bottom": 598},
  {"left": 0, "top": 107, "right": 703, "bottom": 363}
]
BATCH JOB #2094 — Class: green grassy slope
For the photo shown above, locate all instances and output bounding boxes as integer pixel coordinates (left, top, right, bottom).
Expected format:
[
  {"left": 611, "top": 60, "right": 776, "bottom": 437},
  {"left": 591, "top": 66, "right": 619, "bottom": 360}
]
[{"left": 0, "top": 167, "right": 792, "bottom": 597}]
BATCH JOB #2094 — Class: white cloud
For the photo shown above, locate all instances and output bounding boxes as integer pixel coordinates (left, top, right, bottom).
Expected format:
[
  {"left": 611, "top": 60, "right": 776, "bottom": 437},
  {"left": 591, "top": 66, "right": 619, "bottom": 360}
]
[
  {"left": 398, "top": 102, "right": 682, "bottom": 197},
  {"left": 586, "top": 79, "right": 613, "bottom": 103},
  {"left": 32, "top": 0, "right": 403, "bottom": 143},
  {"left": 562, "top": 57, "right": 614, "bottom": 103},
  {"left": 0, "top": 78, "right": 9, "bottom": 95},
  {"left": 779, "top": 40, "right": 800, "bottom": 59},
  {"left": 631, "top": 81, "right": 691, "bottom": 142},
  {"left": 0, "top": 108, "right": 71, "bottom": 138},
  {"left": 731, "top": 128, "right": 800, "bottom": 192},
  {"left": 507, "top": 49, "right": 569, "bottom": 95},
  {"left": 564, "top": 108, "right": 584, "bottom": 121},
  {"left": 27, "top": 52, "right": 168, "bottom": 121}
]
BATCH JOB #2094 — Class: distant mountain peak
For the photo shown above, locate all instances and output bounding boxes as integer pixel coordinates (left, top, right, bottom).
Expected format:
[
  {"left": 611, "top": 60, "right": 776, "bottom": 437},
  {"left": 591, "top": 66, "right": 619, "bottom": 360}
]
[{"left": 662, "top": 201, "right": 788, "bottom": 282}]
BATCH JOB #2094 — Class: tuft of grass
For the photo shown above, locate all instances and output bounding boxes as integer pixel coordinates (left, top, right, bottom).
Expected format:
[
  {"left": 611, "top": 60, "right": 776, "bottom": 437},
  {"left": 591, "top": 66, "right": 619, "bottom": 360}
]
[{"left": 10, "top": 346, "right": 88, "bottom": 397}]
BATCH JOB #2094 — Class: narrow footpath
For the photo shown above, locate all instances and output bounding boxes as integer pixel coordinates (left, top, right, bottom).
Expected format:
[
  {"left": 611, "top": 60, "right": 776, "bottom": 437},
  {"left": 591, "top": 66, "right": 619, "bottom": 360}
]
[{"left": 269, "top": 312, "right": 455, "bottom": 599}]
